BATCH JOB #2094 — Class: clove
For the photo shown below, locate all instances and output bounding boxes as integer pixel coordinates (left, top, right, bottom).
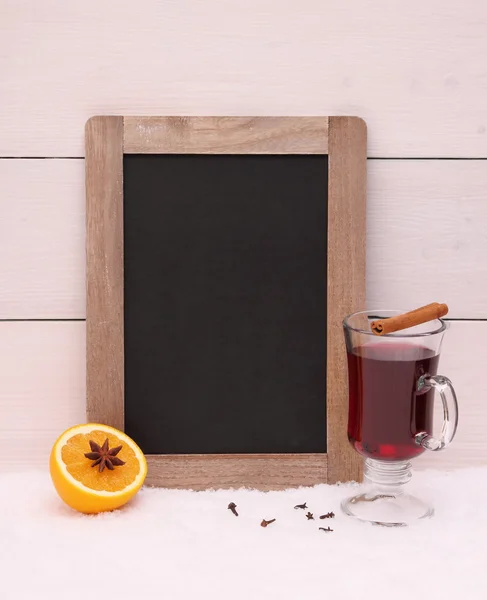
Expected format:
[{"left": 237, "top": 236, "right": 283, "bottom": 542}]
[
  {"left": 319, "top": 526, "right": 333, "bottom": 532},
  {"left": 227, "top": 502, "right": 238, "bottom": 517},
  {"left": 306, "top": 512, "right": 314, "bottom": 520},
  {"left": 294, "top": 502, "right": 308, "bottom": 510},
  {"left": 261, "top": 518, "right": 276, "bottom": 528},
  {"left": 319, "top": 512, "right": 335, "bottom": 520}
]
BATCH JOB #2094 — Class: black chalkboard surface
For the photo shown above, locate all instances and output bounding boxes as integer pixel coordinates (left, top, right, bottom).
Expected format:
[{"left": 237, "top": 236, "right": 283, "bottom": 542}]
[
  {"left": 85, "top": 115, "right": 366, "bottom": 489},
  {"left": 123, "top": 154, "right": 328, "bottom": 455}
]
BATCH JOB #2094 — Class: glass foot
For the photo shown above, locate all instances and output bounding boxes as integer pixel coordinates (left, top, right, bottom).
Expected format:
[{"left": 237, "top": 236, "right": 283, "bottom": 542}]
[{"left": 341, "top": 491, "right": 434, "bottom": 527}]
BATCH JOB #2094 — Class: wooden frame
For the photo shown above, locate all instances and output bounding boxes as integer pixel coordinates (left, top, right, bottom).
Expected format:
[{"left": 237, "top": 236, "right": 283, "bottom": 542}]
[{"left": 85, "top": 116, "right": 366, "bottom": 490}]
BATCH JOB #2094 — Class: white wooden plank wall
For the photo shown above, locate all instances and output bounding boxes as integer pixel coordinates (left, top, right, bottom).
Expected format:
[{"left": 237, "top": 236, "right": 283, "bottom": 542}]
[{"left": 1, "top": 1, "right": 486, "bottom": 473}]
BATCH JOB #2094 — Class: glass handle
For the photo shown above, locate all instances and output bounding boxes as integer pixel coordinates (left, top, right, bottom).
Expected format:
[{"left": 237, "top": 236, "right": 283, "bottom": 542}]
[{"left": 415, "top": 375, "right": 459, "bottom": 451}]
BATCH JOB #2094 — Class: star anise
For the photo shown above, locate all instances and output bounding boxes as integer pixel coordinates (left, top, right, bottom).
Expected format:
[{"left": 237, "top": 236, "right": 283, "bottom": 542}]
[{"left": 84, "top": 438, "right": 125, "bottom": 473}]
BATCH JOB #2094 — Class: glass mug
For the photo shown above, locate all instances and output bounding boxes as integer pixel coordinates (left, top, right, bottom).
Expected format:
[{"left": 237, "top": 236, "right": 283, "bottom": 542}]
[{"left": 341, "top": 310, "right": 459, "bottom": 526}]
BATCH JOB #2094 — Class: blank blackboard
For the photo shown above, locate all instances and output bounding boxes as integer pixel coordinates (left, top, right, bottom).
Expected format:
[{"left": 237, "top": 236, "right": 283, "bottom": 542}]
[
  {"left": 85, "top": 116, "right": 366, "bottom": 489},
  {"left": 123, "top": 154, "right": 328, "bottom": 455}
]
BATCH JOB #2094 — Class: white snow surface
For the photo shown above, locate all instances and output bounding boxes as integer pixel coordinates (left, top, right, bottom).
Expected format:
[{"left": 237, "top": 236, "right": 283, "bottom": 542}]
[{"left": 0, "top": 468, "right": 485, "bottom": 599}]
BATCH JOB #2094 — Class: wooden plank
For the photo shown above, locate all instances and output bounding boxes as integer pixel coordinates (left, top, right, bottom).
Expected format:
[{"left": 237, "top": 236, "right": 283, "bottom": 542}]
[
  {"left": 2, "top": 1, "right": 487, "bottom": 157},
  {"left": 85, "top": 116, "right": 124, "bottom": 431},
  {"left": 0, "top": 320, "right": 483, "bottom": 473},
  {"left": 367, "top": 160, "right": 487, "bottom": 316},
  {"left": 415, "top": 321, "right": 484, "bottom": 471},
  {"left": 2, "top": 159, "right": 487, "bottom": 320},
  {"left": 0, "top": 322, "right": 85, "bottom": 471},
  {"left": 124, "top": 116, "right": 328, "bottom": 154},
  {"left": 326, "top": 117, "right": 366, "bottom": 483},
  {"left": 0, "top": 159, "right": 85, "bottom": 319},
  {"left": 146, "top": 454, "right": 327, "bottom": 490}
]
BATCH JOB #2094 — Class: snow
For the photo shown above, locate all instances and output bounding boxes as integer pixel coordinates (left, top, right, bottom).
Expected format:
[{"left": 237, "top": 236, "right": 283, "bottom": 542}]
[{"left": 1, "top": 468, "right": 486, "bottom": 600}]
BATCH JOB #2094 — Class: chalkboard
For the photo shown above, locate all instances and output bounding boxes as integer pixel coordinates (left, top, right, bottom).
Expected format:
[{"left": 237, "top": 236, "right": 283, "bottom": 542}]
[
  {"left": 85, "top": 116, "right": 366, "bottom": 489},
  {"left": 123, "top": 154, "right": 327, "bottom": 455}
]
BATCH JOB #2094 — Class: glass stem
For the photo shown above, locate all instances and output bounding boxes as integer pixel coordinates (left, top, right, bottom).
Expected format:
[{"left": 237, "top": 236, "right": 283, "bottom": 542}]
[{"left": 364, "top": 459, "right": 412, "bottom": 496}]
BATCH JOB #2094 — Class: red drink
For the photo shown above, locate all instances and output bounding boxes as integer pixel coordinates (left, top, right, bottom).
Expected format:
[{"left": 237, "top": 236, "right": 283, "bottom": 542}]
[{"left": 346, "top": 343, "right": 439, "bottom": 461}]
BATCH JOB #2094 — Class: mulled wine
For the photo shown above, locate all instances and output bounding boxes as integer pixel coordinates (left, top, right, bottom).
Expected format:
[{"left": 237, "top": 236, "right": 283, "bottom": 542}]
[
  {"left": 341, "top": 309, "right": 458, "bottom": 525},
  {"left": 347, "top": 343, "right": 440, "bottom": 461}
]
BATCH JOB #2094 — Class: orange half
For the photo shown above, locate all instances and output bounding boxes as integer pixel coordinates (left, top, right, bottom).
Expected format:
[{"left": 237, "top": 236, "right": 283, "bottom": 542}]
[{"left": 50, "top": 423, "right": 147, "bottom": 514}]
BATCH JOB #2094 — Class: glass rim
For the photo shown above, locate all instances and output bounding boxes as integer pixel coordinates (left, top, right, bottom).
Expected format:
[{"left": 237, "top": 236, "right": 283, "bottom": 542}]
[{"left": 343, "top": 309, "right": 447, "bottom": 338}]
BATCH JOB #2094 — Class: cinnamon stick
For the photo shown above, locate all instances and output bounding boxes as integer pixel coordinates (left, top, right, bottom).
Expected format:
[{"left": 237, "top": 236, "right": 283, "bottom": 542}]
[{"left": 370, "top": 303, "right": 448, "bottom": 336}]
